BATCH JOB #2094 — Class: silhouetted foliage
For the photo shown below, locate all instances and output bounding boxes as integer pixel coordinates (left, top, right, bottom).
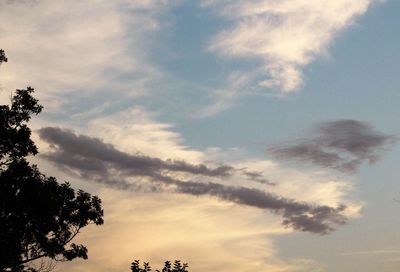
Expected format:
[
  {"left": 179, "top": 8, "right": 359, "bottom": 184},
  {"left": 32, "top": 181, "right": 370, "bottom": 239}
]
[
  {"left": 0, "top": 49, "right": 7, "bottom": 63},
  {"left": 0, "top": 54, "right": 104, "bottom": 272},
  {"left": 130, "top": 260, "right": 189, "bottom": 272},
  {"left": 161, "top": 261, "right": 172, "bottom": 272}
]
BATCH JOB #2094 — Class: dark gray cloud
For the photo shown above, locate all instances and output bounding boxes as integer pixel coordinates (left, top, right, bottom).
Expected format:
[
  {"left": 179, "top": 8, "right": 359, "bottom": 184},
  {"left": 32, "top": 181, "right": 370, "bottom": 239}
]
[
  {"left": 38, "top": 126, "right": 347, "bottom": 234},
  {"left": 39, "top": 127, "right": 235, "bottom": 178},
  {"left": 269, "top": 120, "right": 396, "bottom": 173},
  {"left": 240, "top": 169, "right": 275, "bottom": 185},
  {"left": 173, "top": 180, "right": 346, "bottom": 234}
]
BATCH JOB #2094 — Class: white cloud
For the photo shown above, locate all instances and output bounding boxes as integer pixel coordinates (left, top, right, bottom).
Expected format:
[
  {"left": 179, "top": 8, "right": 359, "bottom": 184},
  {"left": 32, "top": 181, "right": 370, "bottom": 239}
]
[
  {"left": 206, "top": 0, "right": 378, "bottom": 92},
  {"left": 0, "top": 0, "right": 169, "bottom": 108},
  {"left": 87, "top": 107, "right": 204, "bottom": 161}
]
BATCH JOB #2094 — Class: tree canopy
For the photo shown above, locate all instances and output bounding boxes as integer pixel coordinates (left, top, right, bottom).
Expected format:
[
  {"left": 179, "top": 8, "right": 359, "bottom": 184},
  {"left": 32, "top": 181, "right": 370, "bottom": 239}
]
[{"left": 0, "top": 50, "right": 104, "bottom": 272}]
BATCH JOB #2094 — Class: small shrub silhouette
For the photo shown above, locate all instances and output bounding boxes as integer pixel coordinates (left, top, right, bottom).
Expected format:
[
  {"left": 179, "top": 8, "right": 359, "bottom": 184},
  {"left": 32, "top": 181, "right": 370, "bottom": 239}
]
[{"left": 130, "top": 260, "right": 189, "bottom": 272}]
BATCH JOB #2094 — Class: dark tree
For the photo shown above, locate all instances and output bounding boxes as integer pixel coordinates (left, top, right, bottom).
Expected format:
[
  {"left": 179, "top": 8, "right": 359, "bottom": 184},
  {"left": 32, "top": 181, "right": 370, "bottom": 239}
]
[
  {"left": 131, "top": 260, "right": 189, "bottom": 272},
  {"left": 130, "top": 260, "right": 142, "bottom": 272},
  {"left": 0, "top": 55, "right": 104, "bottom": 271},
  {"left": 0, "top": 49, "right": 7, "bottom": 63},
  {"left": 161, "top": 261, "right": 172, "bottom": 272}
]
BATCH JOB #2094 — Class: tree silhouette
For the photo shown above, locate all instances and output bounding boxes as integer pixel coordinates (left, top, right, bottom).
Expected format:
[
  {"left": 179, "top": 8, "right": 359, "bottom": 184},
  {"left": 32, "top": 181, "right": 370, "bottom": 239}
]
[
  {"left": 0, "top": 52, "right": 104, "bottom": 271},
  {"left": 130, "top": 260, "right": 189, "bottom": 272},
  {"left": 0, "top": 49, "right": 7, "bottom": 63},
  {"left": 161, "top": 261, "right": 172, "bottom": 272}
]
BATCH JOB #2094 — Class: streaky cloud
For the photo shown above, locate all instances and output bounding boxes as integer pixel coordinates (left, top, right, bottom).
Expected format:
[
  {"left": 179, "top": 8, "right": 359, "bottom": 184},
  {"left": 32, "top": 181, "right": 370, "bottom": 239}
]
[
  {"left": 172, "top": 180, "right": 346, "bottom": 234},
  {"left": 38, "top": 127, "right": 347, "bottom": 234},
  {"left": 269, "top": 119, "right": 396, "bottom": 173},
  {"left": 38, "top": 127, "right": 234, "bottom": 178},
  {"left": 239, "top": 169, "right": 276, "bottom": 185}
]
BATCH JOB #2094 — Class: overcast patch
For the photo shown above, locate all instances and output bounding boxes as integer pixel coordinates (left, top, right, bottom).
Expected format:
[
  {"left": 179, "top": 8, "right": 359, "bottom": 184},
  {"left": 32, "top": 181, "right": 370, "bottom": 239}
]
[
  {"left": 38, "top": 126, "right": 347, "bottom": 234},
  {"left": 269, "top": 120, "right": 396, "bottom": 173}
]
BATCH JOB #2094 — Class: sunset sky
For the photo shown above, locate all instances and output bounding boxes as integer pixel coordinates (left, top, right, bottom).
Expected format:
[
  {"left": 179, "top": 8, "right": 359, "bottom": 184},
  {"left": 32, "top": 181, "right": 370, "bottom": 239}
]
[{"left": 1, "top": 1, "right": 400, "bottom": 271}]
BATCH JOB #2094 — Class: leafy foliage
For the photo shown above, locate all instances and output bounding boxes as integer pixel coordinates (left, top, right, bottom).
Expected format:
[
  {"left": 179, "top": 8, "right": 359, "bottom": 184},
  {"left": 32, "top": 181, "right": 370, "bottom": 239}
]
[
  {"left": 0, "top": 57, "right": 104, "bottom": 271},
  {"left": 130, "top": 260, "right": 189, "bottom": 272},
  {"left": 0, "top": 87, "right": 43, "bottom": 168},
  {"left": 0, "top": 49, "right": 7, "bottom": 63}
]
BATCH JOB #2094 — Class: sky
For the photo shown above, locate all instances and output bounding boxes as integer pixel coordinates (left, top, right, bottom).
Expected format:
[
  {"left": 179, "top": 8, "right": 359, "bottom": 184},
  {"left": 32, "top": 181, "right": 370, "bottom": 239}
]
[{"left": 1, "top": 0, "right": 400, "bottom": 271}]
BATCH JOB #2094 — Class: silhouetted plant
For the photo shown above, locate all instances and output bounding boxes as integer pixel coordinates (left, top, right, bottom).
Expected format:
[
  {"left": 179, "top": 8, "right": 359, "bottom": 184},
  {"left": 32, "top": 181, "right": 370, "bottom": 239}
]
[
  {"left": 130, "top": 260, "right": 189, "bottom": 272},
  {"left": 0, "top": 49, "right": 7, "bottom": 63},
  {"left": 175, "top": 260, "right": 189, "bottom": 272},
  {"left": 0, "top": 52, "right": 104, "bottom": 272},
  {"left": 131, "top": 260, "right": 141, "bottom": 272},
  {"left": 161, "top": 261, "right": 172, "bottom": 272}
]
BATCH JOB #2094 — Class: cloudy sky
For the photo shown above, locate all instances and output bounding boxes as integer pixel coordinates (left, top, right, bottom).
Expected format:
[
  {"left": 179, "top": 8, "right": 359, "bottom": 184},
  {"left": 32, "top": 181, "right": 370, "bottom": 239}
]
[{"left": 1, "top": 0, "right": 400, "bottom": 271}]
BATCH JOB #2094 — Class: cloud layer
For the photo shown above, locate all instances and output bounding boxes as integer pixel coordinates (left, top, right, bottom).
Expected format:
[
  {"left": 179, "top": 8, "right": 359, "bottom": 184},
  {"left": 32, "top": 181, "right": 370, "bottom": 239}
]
[
  {"left": 206, "top": 0, "right": 377, "bottom": 92},
  {"left": 269, "top": 119, "right": 395, "bottom": 173},
  {"left": 38, "top": 126, "right": 347, "bottom": 234},
  {"left": 0, "top": 0, "right": 169, "bottom": 112}
]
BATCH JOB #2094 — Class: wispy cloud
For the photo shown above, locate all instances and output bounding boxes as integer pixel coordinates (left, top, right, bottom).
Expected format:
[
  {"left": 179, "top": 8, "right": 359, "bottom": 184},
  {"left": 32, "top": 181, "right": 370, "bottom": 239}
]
[
  {"left": 269, "top": 119, "right": 396, "bottom": 173},
  {"left": 38, "top": 126, "right": 235, "bottom": 179},
  {"left": 205, "top": 0, "right": 378, "bottom": 92},
  {"left": 38, "top": 126, "right": 348, "bottom": 234},
  {"left": 341, "top": 250, "right": 400, "bottom": 256},
  {"left": 0, "top": 0, "right": 170, "bottom": 111},
  {"left": 240, "top": 169, "right": 274, "bottom": 185}
]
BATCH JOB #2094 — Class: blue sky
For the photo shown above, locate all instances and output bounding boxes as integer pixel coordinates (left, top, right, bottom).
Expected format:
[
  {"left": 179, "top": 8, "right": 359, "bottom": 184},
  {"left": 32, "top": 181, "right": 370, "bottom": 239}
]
[{"left": 1, "top": 1, "right": 400, "bottom": 271}]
